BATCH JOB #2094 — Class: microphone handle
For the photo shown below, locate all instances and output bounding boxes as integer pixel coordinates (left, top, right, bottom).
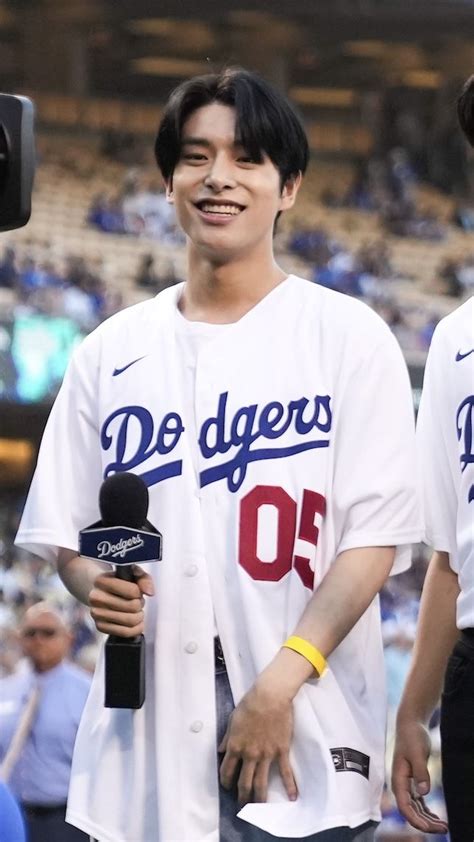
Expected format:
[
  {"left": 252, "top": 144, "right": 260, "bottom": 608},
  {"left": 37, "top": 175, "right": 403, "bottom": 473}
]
[
  {"left": 114, "top": 564, "right": 140, "bottom": 640},
  {"left": 106, "top": 562, "right": 146, "bottom": 708},
  {"left": 115, "top": 564, "right": 135, "bottom": 582}
]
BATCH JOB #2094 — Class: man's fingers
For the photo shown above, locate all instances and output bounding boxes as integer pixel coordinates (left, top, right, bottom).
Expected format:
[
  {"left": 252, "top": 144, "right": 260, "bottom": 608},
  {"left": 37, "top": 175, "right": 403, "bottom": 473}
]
[
  {"left": 218, "top": 733, "right": 228, "bottom": 754},
  {"left": 392, "top": 757, "right": 446, "bottom": 833},
  {"left": 409, "top": 795, "right": 448, "bottom": 833},
  {"left": 252, "top": 758, "right": 271, "bottom": 803},
  {"left": 278, "top": 753, "right": 297, "bottom": 801},
  {"left": 392, "top": 754, "right": 428, "bottom": 811},
  {"left": 394, "top": 791, "right": 439, "bottom": 834},
  {"left": 92, "top": 572, "right": 143, "bottom": 600},
  {"left": 92, "top": 618, "right": 144, "bottom": 637},
  {"left": 89, "top": 568, "right": 153, "bottom": 636},
  {"left": 90, "top": 606, "right": 144, "bottom": 628},
  {"left": 237, "top": 760, "right": 257, "bottom": 806},
  {"left": 219, "top": 752, "right": 239, "bottom": 791},
  {"left": 392, "top": 754, "right": 413, "bottom": 807},
  {"left": 90, "top": 590, "right": 144, "bottom": 613},
  {"left": 393, "top": 792, "right": 428, "bottom": 829}
]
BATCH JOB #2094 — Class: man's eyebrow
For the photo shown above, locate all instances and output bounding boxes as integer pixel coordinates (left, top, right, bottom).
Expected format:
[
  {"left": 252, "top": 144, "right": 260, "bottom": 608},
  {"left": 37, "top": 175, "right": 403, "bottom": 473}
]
[
  {"left": 181, "top": 137, "right": 249, "bottom": 149},
  {"left": 181, "top": 137, "right": 211, "bottom": 147}
]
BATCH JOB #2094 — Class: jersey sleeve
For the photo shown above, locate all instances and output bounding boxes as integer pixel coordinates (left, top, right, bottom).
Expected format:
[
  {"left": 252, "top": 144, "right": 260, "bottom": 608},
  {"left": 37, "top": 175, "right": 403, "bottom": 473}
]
[
  {"left": 332, "top": 320, "right": 421, "bottom": 573},
  {"left": 15, "top": 335, "right": 104, "bottom": 564},
  {"left": 416, "top": 325, "right": 458, "bottom": 561}
]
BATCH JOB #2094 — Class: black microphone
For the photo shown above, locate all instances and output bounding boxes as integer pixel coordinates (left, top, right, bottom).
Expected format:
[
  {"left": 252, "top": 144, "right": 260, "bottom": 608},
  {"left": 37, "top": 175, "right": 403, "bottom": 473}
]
[{"left": 79, "top": 472, "right": 162, "bottom": 709}]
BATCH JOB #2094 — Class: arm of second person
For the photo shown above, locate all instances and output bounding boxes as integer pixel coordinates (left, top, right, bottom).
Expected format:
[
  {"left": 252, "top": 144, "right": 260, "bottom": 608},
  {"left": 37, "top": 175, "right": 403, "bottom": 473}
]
[{"left": 391, "top": 550, "right": 459, "bottom": 833}]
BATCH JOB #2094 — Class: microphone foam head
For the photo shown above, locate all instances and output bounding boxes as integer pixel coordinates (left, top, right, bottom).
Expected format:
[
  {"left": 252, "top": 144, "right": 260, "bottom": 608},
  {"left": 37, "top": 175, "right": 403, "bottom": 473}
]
[{"left": 99, "top": 473, "right": 149, "bottom": 528}]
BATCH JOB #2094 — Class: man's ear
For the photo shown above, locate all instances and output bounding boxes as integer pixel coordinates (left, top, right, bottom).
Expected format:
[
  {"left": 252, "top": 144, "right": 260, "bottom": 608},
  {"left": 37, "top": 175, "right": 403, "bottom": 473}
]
[
  {"left": 279, "top": 172, "right": 302, "bottom": 211},
  {"left": 165, "top": 177, "right": 174, "bottom": 204}
]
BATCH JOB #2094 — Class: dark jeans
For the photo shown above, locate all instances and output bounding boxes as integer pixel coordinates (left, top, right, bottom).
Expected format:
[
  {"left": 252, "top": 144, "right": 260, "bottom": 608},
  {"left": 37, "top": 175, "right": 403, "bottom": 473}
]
[
  {"left": 440, "top": 632, "right": 474, "bottom": 842},
  {"left": 21, "top": 804, "right": 89, "bottom": 842},
  {"left": 216, "top": 667, "right": 377, "bottom": 842}
]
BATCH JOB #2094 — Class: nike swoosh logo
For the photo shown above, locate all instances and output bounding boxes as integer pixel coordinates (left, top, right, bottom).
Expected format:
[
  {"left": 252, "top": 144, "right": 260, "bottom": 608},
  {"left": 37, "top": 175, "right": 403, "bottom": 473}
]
[
  {"left": 112, "top": 356, "right": 147, "bottom": 376},
  {"left": 455, "top": 349, "right": 474, "bottom": 362}
]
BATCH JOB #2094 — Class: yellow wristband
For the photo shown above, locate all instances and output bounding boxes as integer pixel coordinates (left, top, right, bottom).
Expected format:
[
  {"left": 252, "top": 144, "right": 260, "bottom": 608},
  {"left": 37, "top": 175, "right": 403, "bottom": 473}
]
[{"left": 282, "top": 636, "right": 327, "bottom": 677}]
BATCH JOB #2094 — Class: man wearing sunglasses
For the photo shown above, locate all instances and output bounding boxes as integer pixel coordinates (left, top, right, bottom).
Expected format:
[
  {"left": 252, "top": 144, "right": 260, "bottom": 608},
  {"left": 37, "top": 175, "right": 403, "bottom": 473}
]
[{"left": 0, "top": 602, "right": 91, "bottom": 842}]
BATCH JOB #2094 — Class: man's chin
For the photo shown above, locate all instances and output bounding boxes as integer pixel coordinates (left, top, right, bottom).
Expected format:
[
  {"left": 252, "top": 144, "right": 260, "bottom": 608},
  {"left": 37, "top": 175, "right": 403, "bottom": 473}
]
[{"left": 193, "top": 239, "right": 245, "bottom": 264}]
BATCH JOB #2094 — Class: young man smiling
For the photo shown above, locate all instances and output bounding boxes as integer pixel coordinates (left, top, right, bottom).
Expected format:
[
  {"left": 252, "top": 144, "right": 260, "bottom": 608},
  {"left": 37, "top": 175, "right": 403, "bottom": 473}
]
[{"left": 16, "top": 69, "right": 420, "bottom": 842}]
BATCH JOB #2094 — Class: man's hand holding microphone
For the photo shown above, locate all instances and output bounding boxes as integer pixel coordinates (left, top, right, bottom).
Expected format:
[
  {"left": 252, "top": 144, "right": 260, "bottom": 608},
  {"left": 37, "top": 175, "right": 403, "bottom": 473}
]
[{"left": 58, "top": 473, "right": 161, "bottom": 708}]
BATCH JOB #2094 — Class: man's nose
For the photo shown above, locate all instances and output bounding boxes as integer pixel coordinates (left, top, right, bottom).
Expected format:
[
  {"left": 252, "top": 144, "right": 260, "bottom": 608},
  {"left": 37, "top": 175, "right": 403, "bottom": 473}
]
[{"left": 203, "top": 154, "right": 237, "bottom": 191}]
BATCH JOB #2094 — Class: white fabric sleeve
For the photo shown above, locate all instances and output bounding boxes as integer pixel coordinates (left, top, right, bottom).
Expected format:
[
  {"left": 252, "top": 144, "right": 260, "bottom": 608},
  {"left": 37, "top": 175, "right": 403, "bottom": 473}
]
[
  {"left": 333, "top": 324, "right": 421, "bottom": 574},
  {"left": 15, "top": 335, "right": 104, "bottom": 563},
  {"left": 416, "top": 326, "right": 458, "bottom": 561}
]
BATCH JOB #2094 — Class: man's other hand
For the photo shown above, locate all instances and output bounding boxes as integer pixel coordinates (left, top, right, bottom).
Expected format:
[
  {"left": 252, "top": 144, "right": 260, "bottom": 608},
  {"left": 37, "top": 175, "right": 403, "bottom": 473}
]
[{"left": 218, "top": 679, "right": 297, "bottom": 806}]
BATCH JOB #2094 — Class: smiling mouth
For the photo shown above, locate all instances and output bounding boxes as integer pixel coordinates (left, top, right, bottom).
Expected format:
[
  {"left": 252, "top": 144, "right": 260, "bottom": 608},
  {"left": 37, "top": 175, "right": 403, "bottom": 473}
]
[{"left": 194, "top": 200, "right": 245, "bottom": 216}]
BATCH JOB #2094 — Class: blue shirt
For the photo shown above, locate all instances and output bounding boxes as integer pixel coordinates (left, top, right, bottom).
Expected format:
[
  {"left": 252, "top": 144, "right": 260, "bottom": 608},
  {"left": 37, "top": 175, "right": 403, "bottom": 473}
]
[
  {"left": 0, "top": 662, "right": 91, "bottom": 804},
  {"left": 0, "top": 781, "right": 26, "bottom": 841}
]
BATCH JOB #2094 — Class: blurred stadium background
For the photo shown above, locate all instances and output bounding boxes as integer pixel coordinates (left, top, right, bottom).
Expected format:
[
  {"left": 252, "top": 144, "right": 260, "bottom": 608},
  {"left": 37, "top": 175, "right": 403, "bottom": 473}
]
[{"left": 0, "top": 1, "right": 473, "bottom": 838}]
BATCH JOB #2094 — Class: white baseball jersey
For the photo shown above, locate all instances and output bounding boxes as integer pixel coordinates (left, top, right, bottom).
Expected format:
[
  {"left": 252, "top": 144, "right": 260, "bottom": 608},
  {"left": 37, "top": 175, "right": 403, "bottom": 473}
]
[
  {"left": 16, "top": 276, "right": 421, "bottom": 841},
  {"left": 417, "top": 296, "right": 474, "bottom": 629}
]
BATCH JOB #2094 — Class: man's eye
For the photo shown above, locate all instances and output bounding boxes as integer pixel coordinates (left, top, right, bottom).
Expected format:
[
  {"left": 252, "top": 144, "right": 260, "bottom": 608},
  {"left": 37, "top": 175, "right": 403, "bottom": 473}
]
[
  {"left": 183, "top": 153, "right": 207, "bottom": 161},
  {"left": 237, "top": 155, "right": 256, "bottom": 164}
]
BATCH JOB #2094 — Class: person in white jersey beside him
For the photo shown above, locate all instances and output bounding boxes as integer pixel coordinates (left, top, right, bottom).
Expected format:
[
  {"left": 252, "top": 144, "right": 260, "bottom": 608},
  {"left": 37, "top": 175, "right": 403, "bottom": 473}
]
[
  {"left": 16, "top": 67, "right": 421, "bottom": 842},
  {"left": 392, "top": 77, "right": 474, "bottom": 842}
]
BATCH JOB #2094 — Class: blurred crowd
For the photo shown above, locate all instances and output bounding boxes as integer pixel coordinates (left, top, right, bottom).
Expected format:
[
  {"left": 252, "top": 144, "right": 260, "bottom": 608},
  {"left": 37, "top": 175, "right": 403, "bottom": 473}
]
[
  {"left": 87, "top": 169, "right": 184, "bottom": 245},
  {"left": 0, "top": 246, "right": 122, "bottom": 332},
  {"left": 322, "top": 147, "right": 466, "bottom": 243},
  {"left": 287, "top": 228, "right": 473, "bottom": 353}
]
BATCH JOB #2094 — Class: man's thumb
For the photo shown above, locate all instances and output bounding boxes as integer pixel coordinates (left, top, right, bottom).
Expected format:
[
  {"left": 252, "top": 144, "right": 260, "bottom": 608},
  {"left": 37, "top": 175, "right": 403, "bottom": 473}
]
[
  {"left": 132, "top": 565, "right": 155, "bottom": 596},
  {"left": 412, "top": 759, "right": 430, "bottom": 796}
]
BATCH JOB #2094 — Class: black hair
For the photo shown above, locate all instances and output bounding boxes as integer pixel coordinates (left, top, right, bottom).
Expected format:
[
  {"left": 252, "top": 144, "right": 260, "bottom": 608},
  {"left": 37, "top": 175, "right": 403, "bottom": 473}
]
[
  {"left": 154, "top": 67, "right": 309, "bottom": 189},
  {"left": 457, "top": 75, "right": 474, "bottom": 147}
]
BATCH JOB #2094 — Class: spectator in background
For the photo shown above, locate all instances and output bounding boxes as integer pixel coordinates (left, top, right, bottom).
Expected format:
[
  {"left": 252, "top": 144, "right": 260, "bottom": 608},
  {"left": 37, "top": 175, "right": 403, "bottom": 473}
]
[
  {"left": 0, "top": 247, "right": 18, "bottom": 289},
  {"left": 86, "top": 193, "right": 110, "bottom": 231},
  {"left": 0, "top": 602, "right": 91, "bottom": 842},
  {"left": 387, "top": 147, "right": 417, "bottom": 205},
  {"left": 135, "top": 253, "right": 159, "bottom": 290},
  {"left": 439, "top": 257, "right": 463, "bottom": 298},
  {"left": 135, "top": 254, "right": 181, "bottom": 293},
  {"left": 456, "top": 253, "right": 474, "bottom": 292},
  {"left": 143, "top": 181, "right": 180, "bottom": 241}
]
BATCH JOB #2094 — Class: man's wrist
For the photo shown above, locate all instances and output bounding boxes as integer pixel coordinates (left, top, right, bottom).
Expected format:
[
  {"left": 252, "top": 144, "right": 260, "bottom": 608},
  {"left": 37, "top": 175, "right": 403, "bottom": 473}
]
[
  {"left": 256, "top": 646, "right": 316, "bottom": 701},
  {"left": 396, "top": 702, "right": 434, "bottom": 728}
]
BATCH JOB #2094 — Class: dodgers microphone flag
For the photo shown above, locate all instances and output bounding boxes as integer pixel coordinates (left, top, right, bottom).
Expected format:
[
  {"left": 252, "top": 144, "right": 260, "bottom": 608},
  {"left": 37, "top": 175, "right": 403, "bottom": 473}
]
[
  {"left": 79, "top": 473, "right": 162, "bottom": 566},
  {"left": 79, "top": 473, "right": 162, "bottom": 709}
]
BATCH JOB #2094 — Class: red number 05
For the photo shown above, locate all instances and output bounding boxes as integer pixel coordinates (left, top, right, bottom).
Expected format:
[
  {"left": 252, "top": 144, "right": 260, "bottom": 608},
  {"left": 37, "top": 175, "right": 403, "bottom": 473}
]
[{"left": 238, "top": 485, "right": 326, "bottom": 590}]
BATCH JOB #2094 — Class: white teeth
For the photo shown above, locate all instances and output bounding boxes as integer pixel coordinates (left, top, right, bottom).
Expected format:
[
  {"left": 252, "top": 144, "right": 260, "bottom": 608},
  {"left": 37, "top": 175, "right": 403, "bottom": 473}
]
[{"left": 200, "top": 204, "right": 241, "bottom": 215}]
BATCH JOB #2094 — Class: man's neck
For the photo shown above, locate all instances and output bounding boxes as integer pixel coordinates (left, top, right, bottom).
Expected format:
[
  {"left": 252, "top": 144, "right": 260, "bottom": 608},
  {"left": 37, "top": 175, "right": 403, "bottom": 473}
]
[
  {"left": 181, "top": 250, "right": 287, "bottom": 324},
  {"left": 32, "top": 659, "right": 65, "bottom": 675}
]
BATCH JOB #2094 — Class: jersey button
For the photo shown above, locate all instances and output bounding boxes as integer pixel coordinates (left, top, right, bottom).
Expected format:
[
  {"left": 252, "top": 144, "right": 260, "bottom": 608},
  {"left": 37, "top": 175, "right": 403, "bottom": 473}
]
[
  {"left": 185, "top": 564, "right": 198, "bottom": 577},
  {"left": 190, "top": 720, "right": 203, "bottom": 733},
  {"left": 185, "top": 641, "right": 198, "bottom": 654}
]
